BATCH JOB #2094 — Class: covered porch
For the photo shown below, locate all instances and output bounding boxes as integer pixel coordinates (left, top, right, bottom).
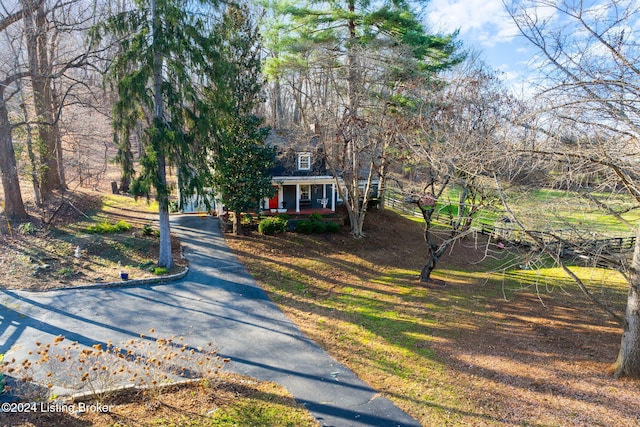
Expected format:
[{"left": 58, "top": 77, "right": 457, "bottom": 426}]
[{"left": 265, "top": 176, "right": 340, "bottom": 214}]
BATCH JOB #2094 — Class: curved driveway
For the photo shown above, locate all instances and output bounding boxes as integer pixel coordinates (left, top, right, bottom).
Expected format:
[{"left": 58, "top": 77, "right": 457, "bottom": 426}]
[{"left": 0, "top": 215, "right": 420, "bottom": 427}]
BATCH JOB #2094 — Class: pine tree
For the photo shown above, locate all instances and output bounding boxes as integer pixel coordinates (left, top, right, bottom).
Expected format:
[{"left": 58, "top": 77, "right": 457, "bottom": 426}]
[
  {"left": 94, "top": 0, "right": 225, "bottom": 267},
  {"left": 262, "top": 0, "right": 463, "bottom": 237}
]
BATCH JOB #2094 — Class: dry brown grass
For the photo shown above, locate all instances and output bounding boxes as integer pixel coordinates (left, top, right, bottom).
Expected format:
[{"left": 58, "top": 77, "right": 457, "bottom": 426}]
[
  {"left": 225, "top": 208, "right": 640, "bottom": 427},
  {"left": 0, "top": 372, "right": 318, "bottom": 427}
]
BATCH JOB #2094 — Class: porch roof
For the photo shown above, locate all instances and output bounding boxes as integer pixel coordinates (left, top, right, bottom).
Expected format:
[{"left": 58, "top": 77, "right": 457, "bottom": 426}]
[{"left": 273, "top": 175, "right": 338, "bottom": 185}]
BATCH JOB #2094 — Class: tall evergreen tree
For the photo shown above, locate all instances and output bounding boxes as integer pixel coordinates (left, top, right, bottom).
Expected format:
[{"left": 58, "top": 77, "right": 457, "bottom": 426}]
[
  {"left": 212, "top": 3, "right": 276, "bottom": 234},
  {"left": 94, "top": 0, "right": 225, "bottom": 267}
]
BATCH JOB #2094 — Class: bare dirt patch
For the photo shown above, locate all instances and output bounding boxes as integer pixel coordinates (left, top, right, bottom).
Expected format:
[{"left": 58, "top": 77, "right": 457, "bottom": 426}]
[{"left": 224, "top": 208, "right": 640, "bottom": 426}]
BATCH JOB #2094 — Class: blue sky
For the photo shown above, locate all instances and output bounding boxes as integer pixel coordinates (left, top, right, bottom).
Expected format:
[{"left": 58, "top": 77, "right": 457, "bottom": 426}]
[{"left": 425, "top": 0, "right": 537, "bottom": 93}]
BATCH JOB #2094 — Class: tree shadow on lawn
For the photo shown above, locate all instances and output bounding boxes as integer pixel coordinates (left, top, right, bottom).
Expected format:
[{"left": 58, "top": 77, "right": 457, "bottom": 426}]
[
  {"left": 433, "top": 291, "right": 639, "bottom": 424},
  {"left": 225, "top": 224, "right": 640, "bottom": 426}
]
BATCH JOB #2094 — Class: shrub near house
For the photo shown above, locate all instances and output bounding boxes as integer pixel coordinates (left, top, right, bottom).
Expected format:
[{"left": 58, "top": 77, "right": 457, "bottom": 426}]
[
  {"left": 258, "top": 217, "right": 288, "bottom": 235},
  {"left": 259, "top": 213, "right": 341, "bottom": 235}
]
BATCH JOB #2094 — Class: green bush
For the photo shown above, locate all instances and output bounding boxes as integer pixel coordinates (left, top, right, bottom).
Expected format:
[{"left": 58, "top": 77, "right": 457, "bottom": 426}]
[
  {"left": 311, "top": 220, "right": 326, "bottom": 234},
  {"left": 18, "top": 222, "right": 36, "bottom": 235},
  {"left": 139, "top": 260, "right": 156, "bottom": 269},
  {"left": 87, "top": 219, "right": 132, "bottom": 234},
  {"left": 325, "top": 222, "right": 341, "bottom": 233},
  {"left": 86, "top": 222, "right": 114, "bottom": 233},
  {"left": 115, "top": 220, "right": 132, "bottom": 231},
  {"left": 153, "top": 267, "right": 168, "bottom": 275},
  {"left": 258, "top": 217, "right": 288, "bottom": 235},
  {"left": 296, "top": 220, "right": 314, "bottom": 234},
  {"left": 295, "top": 215, "right": 340, "bottom": 234},
  {"left": 58, "top": 267, "right": 75, "bottom": 277},
  {"left": 309, "top": 212, "right": 323, "bottom": 222},
  {"left": 141, "top": 223, "right": 159, "bottom": 237}
]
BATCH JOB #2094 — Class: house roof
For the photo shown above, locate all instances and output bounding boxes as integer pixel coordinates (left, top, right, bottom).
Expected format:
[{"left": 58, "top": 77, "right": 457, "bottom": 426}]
[{"left": 267, "top": 129, "right": 328, "bottom": 177}]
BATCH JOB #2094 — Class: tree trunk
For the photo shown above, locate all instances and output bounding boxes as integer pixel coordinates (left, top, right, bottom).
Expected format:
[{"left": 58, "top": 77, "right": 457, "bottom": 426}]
[
  {"left": 23, "top": 0, "right": 61, "bottom": 199},
  {"left": 273, "top": 79, "right": 284, "bottom": 127},
  {"left": 420, "top": 251, "right": 437, "bottom": 282},
  {"left": 18, "top": 96, "right": 42, "bottom": 206},
  {"left": 232, "top": 211, "right": 240, "bottom": 235},
  {"left": 116, "top": 128, "right": 134, "bottom": 192},
  {"left": 613, "top": 226, "right": 640, "bottom": 378},
  {"left": 420, "top": 224, "right": 440, "bottom": 282},
  {"left": 0, "top": 91, "right": 28, "bottom": 220},
  {"left": 155, "top": 128, "right": 172, "bottom": 267},
  {"left": 346, "top": 206, "right": 364, "bottom": 238},
  {"left": 35, "top": 2, "right": 61, "bottom": 196},
  {"left": 377, "top": 153, "right": 388, "bottom": 210},
  {"left": 151, "top": 0, "right": 173, "bottom": 269},
  {"left": 51, "top": 84, "right": 66, "bottom": 190},
  {"left": 157, "top": 189, "right": 173, "bottom": 268},
  {"left": 346, "top": 1, "right": 357, "bottom": 116},
  {"left": 418, "top": 204, "right": 449, "bottom": 283}
]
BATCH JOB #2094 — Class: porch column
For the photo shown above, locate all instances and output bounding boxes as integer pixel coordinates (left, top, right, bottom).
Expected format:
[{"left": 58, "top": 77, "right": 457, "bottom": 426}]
[
  {"left": 296, "top": 184, "right": 300, "bottom": 213},
  {"left": 331, "top": 183, "right": 336, "bottom": 211},
  {"left": 279, "top": 186, "right": 284, "bottom": 209}
]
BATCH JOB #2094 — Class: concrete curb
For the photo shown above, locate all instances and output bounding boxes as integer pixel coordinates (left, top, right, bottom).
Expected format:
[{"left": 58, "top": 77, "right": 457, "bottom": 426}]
[
  {"left": 70, "top": 377, "right": 203, "bottom": 403},
  {"left": 53, "top": 267, "right": 190, "bottom": 292}
]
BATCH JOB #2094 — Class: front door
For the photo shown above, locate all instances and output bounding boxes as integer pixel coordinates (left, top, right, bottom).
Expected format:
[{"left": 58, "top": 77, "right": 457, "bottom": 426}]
[{"left": 268, "top": 188, "right": 279, "bottom": 209}]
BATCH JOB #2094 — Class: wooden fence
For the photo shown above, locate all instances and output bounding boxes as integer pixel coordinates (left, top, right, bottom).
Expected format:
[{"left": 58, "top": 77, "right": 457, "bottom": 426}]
[{"left": 384, "top": 195, "right": 636, "bottom": 256}]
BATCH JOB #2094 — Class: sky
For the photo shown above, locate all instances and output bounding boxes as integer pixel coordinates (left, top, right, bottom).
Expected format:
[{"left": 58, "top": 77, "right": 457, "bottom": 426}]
[{"left": 425, "top": 0, "right": 537, "bottom": 93}]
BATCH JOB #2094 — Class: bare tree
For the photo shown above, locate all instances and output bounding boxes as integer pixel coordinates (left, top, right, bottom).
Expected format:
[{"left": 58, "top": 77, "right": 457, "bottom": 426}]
[
  {"left": 18, "top": 0, "right": 107, "bottom": 200},
  {"left": 21, "top": 0, "right": 63, "bottom": 198},
  {"left": 506, "top": 0, "right": 640, "bottom": 378},
  {"left": 0, "top": 74, "right": 29, "bottom": 220},
  {"left": 1, "top": 0, "right": 114, "bottom": 218},
  {"left": 0, "top": 0, "right": 39, "bottom": 220},
  {"left": 399, "top": 54, "right": 507, "bottom": 281}
]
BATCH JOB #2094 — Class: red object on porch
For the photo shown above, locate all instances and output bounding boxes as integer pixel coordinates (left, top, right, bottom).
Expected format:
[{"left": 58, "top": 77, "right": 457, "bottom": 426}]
[{"left": 268, "top": 193, "right": 279, "bottom": 209}]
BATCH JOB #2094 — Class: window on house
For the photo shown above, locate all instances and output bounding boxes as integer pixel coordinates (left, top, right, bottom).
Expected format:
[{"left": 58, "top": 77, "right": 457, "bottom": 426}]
[
  {"left": 300, "top": 185, "right": 311, "bottom": 200},
  {"left": 298, "top": 153, "right": 311, "bottom": 170}
]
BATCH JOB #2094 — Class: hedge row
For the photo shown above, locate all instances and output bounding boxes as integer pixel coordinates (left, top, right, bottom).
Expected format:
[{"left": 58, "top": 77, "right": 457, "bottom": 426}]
[{"left": 258, "top": 213, "right": 341, "bottom": 235}]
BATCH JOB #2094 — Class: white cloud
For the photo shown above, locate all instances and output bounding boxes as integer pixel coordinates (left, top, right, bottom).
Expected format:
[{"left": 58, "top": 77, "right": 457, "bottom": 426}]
[
  {"left": 426, "top": 0, "right": 518, "bottom": 46},
  {"left": 424, "top": 0, "right": 565, "bottom": 95}
]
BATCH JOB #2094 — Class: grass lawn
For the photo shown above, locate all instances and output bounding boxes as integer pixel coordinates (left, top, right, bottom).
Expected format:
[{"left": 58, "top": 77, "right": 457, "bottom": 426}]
[
  {"left": 388, "top": 186, "right": 640, "bottom": 236},
  {"left": 2, "top": 188, "right": 638, "bottom": 426},
  {"left": 503, "top": 188, "right": 640, "bottom": 235},
  {"left": 225, "top": 208, "right": 639, "bottom": 426}
]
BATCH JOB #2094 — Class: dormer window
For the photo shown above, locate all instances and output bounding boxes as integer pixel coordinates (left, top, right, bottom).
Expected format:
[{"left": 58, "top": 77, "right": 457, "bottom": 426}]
[{"left": 298, "top": 152, "right": 311, "bottom": 170}]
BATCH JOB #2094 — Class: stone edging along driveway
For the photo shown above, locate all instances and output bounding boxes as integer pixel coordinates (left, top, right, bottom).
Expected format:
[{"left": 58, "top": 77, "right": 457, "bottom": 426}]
[{"left": 55, "top": 267, "right": 190, "bottom": 291}]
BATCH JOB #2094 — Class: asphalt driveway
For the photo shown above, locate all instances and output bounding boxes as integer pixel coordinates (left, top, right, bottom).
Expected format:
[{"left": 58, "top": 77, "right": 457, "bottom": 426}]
[{"left": 0, "top": 215, "right": 420, "bottom": 427}]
